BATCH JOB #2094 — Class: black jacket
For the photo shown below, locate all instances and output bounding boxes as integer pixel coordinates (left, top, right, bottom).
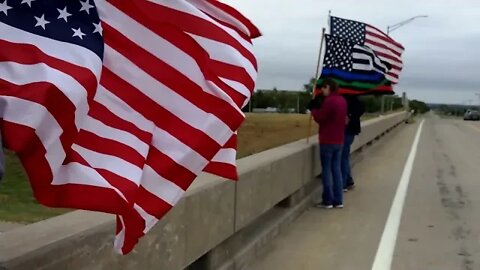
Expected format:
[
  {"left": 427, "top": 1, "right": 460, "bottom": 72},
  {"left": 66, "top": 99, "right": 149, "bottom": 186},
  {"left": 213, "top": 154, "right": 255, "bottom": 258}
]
[{"left": 344, "top": 96, "right": 365, "bottom": 135}]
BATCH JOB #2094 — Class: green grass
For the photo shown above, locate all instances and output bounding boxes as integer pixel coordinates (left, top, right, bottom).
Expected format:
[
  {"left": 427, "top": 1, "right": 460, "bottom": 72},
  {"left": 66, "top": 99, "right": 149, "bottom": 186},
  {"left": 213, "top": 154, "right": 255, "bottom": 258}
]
[
  {"left": 0, "top": 112, "right": 387, "bottom": 223},
  {"left": 0, "top": 151, "right": 69, "bottom": 223}
]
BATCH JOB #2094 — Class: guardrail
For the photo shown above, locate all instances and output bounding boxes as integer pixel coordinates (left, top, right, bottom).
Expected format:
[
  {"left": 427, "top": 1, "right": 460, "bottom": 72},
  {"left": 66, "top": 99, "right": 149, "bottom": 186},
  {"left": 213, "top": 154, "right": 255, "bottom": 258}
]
[{"left": 0, "top": 112, "right": 408, "bottom": 270}]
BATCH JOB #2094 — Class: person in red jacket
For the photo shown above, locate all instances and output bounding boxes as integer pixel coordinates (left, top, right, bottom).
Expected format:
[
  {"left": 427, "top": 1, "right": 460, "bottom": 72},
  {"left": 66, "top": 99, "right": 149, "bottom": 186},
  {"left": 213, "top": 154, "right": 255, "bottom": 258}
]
[{"left": 309, "top": 78, "right": 347, "bottom": 209}]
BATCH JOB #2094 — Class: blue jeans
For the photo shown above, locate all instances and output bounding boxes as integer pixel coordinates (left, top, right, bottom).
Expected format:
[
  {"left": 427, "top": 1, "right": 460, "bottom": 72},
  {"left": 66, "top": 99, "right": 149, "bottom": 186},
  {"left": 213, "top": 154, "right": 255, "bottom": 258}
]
[
  {"left": 320, "top": 144, "right": 343, "bottom": 206},
  {"left": 341, "top": 134, "right": 355, "bottom": 188}
]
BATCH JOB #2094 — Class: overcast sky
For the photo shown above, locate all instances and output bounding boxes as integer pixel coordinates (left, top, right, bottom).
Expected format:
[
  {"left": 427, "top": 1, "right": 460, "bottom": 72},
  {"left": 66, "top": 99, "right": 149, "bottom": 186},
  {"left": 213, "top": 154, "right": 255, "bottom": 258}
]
[{"left": 222, "top": 0, "right": 480, "bottom": 104}]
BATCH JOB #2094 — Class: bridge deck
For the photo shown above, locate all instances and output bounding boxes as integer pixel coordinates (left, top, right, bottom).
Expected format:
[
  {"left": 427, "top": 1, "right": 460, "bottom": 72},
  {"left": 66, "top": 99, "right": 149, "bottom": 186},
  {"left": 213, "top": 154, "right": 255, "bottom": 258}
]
[{"left": 249, "top": 116, "right": 480, "bottom": 270}]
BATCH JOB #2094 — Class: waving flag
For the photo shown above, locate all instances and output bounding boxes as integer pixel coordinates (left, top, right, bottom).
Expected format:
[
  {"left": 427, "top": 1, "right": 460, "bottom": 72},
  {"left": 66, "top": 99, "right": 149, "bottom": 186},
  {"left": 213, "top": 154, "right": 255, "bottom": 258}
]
[
  {"left": 330, "top": 16, "right": 404, "bottom": 84},
  {"left": 319, "top": 34, "right": 392, "bottom": 94},
  {"left": 184, "top": 0, "right": 261, "bottom": 181},
  {"left": 0, "top": 0, "right": 259, "bottom": 254}
]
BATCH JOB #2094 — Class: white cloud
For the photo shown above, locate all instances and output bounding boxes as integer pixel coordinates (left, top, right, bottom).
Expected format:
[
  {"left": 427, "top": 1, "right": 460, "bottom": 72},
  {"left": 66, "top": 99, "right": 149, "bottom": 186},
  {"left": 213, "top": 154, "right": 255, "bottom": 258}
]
[{"left": 222, "top": 0, "right": 480, "bottom": 103}]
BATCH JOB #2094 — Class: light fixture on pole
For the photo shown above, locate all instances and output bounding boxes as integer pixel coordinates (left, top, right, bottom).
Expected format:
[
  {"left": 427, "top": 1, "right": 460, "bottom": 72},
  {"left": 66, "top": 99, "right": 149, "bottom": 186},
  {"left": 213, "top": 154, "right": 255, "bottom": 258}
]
[{"left": 381, "top": 15, "right": 428, "bottom": 114}]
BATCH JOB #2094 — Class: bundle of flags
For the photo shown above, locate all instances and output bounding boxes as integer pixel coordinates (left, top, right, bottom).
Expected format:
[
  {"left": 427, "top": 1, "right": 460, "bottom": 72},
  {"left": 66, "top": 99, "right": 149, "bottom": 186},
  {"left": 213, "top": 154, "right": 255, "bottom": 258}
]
[
  {"left": 318, "top": 16, "right": 405, "bottom": 95},
  {"left": 0, "top": 0, "right": 259, "bottom": 254}
]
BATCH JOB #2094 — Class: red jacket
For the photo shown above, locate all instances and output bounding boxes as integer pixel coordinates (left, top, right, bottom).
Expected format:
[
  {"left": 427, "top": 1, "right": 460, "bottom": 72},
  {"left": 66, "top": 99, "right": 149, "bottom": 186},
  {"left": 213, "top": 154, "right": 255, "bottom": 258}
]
[{"left": 311, "top": 93, "right": 347, "bottom": 145}]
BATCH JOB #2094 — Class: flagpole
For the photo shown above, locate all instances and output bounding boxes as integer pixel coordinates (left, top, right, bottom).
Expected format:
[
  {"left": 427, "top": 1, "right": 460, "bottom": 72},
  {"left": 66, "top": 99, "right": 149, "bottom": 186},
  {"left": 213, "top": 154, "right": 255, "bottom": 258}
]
[{"left": 307, "top": 27, "right": 326, "bottom": 144}]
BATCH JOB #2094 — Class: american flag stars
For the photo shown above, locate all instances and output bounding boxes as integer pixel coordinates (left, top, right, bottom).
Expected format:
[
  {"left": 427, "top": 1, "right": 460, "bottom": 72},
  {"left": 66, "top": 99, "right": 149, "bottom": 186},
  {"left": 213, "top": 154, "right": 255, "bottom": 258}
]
[
  {"left": 0, "top": 0, "right": 102, "bottom": 39},
  {"left": 0, "top": 0, "right": 12, "bottom": 15}
]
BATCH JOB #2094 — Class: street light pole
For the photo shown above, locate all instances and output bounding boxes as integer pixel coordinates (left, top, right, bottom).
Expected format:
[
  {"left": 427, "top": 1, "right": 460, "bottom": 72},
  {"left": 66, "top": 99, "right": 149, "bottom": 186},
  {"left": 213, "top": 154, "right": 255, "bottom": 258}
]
[{"left": 381, "top": 15, "right": 428, "bottom": 114}]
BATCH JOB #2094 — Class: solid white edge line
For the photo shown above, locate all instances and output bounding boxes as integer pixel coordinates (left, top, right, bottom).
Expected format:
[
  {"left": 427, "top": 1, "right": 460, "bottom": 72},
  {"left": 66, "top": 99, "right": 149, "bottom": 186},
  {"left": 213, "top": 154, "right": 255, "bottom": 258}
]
[{"left": 371, "top": 119, "right": 425, "bottom": 270}]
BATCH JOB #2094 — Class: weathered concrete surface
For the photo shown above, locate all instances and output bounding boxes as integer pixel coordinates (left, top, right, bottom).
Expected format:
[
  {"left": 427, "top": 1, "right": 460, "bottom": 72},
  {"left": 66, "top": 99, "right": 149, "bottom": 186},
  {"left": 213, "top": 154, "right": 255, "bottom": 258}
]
[
  {"left": 0, "top": 112, "right": 408, "bottom": 270},
  {"left": 392, "top": 118, "right": 480, "bottom": 270},
  {"left": 249, "top": 116, "right": 480, "bottom": 270},
  {"left": 0, "top": 222, "right": 21, "bottom": 233},
  {"left": 249, "top": 119, "right": 420, "bottom": 270}
]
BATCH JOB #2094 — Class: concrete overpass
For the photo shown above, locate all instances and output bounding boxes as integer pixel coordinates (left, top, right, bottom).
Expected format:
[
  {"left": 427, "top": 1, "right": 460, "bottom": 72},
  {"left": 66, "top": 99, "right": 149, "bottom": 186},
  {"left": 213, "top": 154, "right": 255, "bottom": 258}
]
[{"left": 1, "top": 112, "right": 479, "bottom": 270}]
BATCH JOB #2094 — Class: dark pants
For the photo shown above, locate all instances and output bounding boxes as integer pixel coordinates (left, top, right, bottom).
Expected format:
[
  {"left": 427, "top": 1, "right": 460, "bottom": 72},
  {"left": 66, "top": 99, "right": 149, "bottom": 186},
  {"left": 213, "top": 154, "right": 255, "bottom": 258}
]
[
  {"left": 341, "top": 133, "right": 355, "bottom": 188},
  {"left": 320, "top": 144, "right": 343, "bottom": 206}
]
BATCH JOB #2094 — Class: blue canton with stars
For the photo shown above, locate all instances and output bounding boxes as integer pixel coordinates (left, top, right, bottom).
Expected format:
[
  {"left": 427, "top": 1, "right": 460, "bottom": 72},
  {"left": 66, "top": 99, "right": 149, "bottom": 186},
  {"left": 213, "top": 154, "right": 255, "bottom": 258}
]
[
  {"left": 0, "top": 0, "right": 104, "bottom": 58},
  {"left": 330, "top": 16, "right": 366, "bottom": 46}
]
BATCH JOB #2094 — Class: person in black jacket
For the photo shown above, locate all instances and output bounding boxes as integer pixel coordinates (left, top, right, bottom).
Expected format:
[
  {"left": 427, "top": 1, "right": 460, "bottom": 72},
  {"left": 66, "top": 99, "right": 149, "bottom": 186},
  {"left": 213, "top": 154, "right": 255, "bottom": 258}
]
[{"left": 342, "top": 95, "right": 365, "bottom": 190}]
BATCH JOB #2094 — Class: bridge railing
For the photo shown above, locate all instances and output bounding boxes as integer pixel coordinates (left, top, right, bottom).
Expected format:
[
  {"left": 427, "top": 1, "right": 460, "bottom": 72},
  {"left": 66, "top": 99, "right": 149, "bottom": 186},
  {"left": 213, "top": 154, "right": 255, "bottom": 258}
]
[{"left": 0, "top": 112, "right": 408, "bottom": 270}]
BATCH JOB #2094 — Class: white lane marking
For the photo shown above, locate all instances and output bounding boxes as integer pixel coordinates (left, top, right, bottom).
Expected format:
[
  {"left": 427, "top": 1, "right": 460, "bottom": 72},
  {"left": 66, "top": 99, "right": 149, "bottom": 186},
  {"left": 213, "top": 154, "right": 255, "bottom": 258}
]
[{"left": 371, "top": 120, "right": 425, "bottom": 270}]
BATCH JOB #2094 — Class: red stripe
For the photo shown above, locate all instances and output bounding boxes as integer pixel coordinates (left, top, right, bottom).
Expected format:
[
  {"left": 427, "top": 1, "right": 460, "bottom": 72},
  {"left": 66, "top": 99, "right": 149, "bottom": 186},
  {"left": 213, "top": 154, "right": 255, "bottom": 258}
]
[
  {"left": 373, "top": 50, "right": 403, "bottom": 67},
  {"left": 338, "top": 85, "right": 394, "bottom": 95},
  {"left": 1, "top": 121, "right": 129, "bottom": 213},
  {"left": 366, "top": 25, "right": 405, "bottom": 50},
  {"left": 135, "top": 186, "right": 173, "bottom": 219},
  {"left": 88, "top": 100, "right": 153, "bottom": 144},
  {"left": 0, "top": 79, "right": 78, "bottom": 152},
  {"left": 204, "top": 0, "right": 261, "bottom": 38},
  {"left": 365, "top": 37, "right": 402, "bottom": 58},
  {"left": 203, "top": 162, "right": 238, "bottom": 180},
  {"left": 223, "top": 134, "right": 237, "bottom": 149},
  {"left": 211, "top": 59, "right": 255, "bottom": 94},
  {"left": 101, "top": 68, "right": 221, "bottom": 160},
  {"left": 146, "top": 147, "right": 196, "bottom": 191},
  {"left": 74, "top": 130, "right": 146, "bottom": 169},
  {"left": 106, "top": 0, "right": 258, "bottom": 70},
  {"left": 102, "top": 22, "right": 243, "bottom": 131},
  {"left": 0, "top": 40, "right": 97, "bottom": 101}
]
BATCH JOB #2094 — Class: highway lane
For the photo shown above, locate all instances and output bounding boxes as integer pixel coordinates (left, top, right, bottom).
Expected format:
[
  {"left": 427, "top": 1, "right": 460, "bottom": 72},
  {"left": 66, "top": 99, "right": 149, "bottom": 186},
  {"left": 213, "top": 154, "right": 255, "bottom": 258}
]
[
  {"left": 249, "top": 116, "right": 480, "bottom": 270},
  {"left": 393, "top": 116, "right": 480, "bottom": 270}
]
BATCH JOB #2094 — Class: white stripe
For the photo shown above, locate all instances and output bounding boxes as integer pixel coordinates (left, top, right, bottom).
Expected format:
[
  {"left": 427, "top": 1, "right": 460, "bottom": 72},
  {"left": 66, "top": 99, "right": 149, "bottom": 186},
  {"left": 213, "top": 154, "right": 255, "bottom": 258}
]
[
  {"left": 95, "top": 86, "right": 155, "bottom": 134},
  {"left": 186, "top": 0, "right": 251, "bottom": 36},
  {"left": 220, "top": 77, "right": 251, "bottom": 99},
  {"left": 114, "top": 216, "right": 126, "bottom": 254},
  {"left": 189, "top": 33, "right": 257, "bottom": 81},
  {"left": 386, "top": 74, "right": 399, "bottom": 82},
  {"left": 103, "top": 45, "right": 233, "bottom": 146},
  {"left": 151, "top": 127, "right": 209, "bottom": 174},
  {"left": 148, "top": 0, "right": 255, "bottom": 55},
  {"left": 365, "top": 33, "right": 404, "bottom": 56},
  {"left": 352, "top": 51, "right": 388, "bottom": 73},
  {"left": 52, "top": 162, "right": 113, "bottom": 188},
  {"left": 365, "top": 42, "right": 403, "bottom": 65},
  {"left": 133, "top": 204, "right": 159, "bottom": 233},
  {"left": 0, "top": 62, "right": 89, "bottom": 129},
  {"left": 0, "top": 22, "right": 102, "bottom": 79},
  {"left": 97, "top": 1, "right": 242, "bottom": 109},
  {"left": 72, "top": 144, "right": 143, "bottom": 184},
  {"left": 141, "top": 165, "right": 185, "bottom": 205},
  {"left": 0, "top": 97, "right": 65, "bottom": 175},
  {"left": 81, "top": 115, "right": 149, "bottom": 158},
  {"left": 98, "top": 85, "right": 211, "bottom": 176},
  {"left": 371, "top": 120, "right": 424, "bottom": 270},
  {"left": 366, "top": 26, "right": 404, "bottom": 53},
  {"left": 211, "top": 148, "right": 236, "bottom": 165}
]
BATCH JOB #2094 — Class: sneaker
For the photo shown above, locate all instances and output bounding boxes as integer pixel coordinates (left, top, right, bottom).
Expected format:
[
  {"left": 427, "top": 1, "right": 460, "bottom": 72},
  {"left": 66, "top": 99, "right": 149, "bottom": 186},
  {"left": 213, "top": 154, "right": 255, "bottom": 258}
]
[
  {"left": 347, "top": 184, "right": 356, "bottom": 190},
  {"left": 315, "top": 203, "right": 333, "bottom": 209},
  {"left": 334, "top": 204, "right": 344, "bottom": 209},
  {"left": 343, "top": 189, "right": 349, "bottom": 193}
]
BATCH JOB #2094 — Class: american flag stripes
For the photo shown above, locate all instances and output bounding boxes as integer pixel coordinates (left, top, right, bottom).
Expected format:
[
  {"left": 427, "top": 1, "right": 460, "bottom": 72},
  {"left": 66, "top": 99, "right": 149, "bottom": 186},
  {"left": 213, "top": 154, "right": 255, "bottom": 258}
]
[
  {"left": 0, "top": 0, "right": 259, "bottom": 254},
  {"left": 330, "top": 16, "right": 404, "bottom": 84}
]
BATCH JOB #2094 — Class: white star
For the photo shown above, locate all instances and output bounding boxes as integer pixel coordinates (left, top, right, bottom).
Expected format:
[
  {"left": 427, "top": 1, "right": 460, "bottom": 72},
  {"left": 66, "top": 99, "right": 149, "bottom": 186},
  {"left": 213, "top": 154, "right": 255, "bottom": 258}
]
[
  {"left": 79, "top": 0, "right": 94, "bottom": 14},
  {"left": 34, "top": 14, "right": 50, "bottom": 30},
  {"left": 0, "top": 0, "right": 12, "bottom": 15},
  {"left": 57, "top": 7, "right": 71, "bottom": 22},
  {"left": 92, "top": 22, "right": 103, "bottom": 35},
  {"left": 72, "top": 27, "right": 86, "bottom": 40},
  {"left": 21, "top": 0, "right": 34, "bottom": 7}
]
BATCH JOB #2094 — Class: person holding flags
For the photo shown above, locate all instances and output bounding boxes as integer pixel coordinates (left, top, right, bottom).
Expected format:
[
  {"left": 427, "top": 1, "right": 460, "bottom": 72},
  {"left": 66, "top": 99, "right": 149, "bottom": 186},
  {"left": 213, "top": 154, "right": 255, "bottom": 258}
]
[
  {"left": 309, "top": 78, "right": 347, "bottom": 209},
  {"left": 342, "top": 95, "right": 365, "bottom": 191}
]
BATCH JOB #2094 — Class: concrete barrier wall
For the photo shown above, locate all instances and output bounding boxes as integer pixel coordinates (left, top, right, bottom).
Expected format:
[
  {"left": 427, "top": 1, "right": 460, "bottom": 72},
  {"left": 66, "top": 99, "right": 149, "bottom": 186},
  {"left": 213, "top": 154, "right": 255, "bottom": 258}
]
[{"left": 0, "top": 112, "right": 408, "bottom": 270}]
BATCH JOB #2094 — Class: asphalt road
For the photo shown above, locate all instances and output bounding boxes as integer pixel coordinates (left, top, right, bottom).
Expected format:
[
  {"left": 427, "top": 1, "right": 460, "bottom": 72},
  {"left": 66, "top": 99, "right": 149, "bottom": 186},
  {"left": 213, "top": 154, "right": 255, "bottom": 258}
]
[{"left": 249, "top": 115, "right": 480, "bottom": 270}]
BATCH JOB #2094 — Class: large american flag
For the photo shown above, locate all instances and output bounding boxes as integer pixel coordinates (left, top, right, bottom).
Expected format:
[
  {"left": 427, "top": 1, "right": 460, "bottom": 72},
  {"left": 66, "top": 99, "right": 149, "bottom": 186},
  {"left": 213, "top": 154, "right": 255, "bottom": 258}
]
[
  {"left": 0, "top": 0, "right": 259, "bottom": 254},
  {"left": 330, "top": 16, "right": 404, "bottom": 84}
]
